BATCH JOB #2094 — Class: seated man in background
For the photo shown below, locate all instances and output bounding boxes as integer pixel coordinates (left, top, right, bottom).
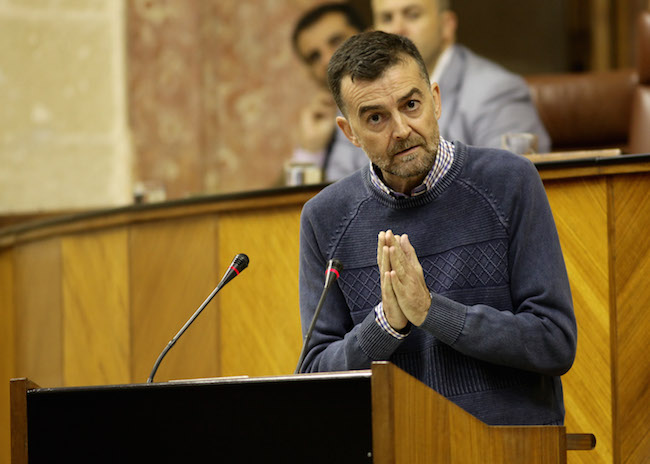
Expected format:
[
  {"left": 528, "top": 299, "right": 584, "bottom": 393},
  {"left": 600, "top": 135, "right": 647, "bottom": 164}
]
[
  {"left": 298, "top": 31, "right": 576, "bottom": 425},
  {"left": 290, "top": 2, "right": 369, "bottom": 182},
  {"left": 372, "top": 0, "right": 551, "bottom": 151}
]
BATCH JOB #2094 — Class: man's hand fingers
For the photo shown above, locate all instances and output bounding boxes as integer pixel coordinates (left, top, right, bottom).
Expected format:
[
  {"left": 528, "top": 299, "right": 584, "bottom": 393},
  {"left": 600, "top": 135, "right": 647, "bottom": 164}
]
[
  {"left": 382, "top": 245, "right": 392, "bottom": 273},
  {"left": 400, "top": 234, "right": 422, "bottom": 268},
  {"left": 388, "top": 243, "right": 409, "bottom": 276},
  {"left": 388, "top": 234, "right": 430, "bottom": 326},
  {"left": 377, "top": 231, "right": 386, "bottom": 268},
  {"left": 382, "top": 271, "right": 409, "bottom": 330},
  {"left": 382, "top": 270, "right": 398, "bottom": 306}
]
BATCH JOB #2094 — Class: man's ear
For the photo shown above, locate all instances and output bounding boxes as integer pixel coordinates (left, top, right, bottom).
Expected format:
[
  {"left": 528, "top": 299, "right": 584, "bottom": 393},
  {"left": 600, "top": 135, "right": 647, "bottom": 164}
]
[
  {"left": 430, "top": 82, "right": 442, "bottom": 120},
  {"left": 336, "top": 116, "right": 361, "bottom": 147}
]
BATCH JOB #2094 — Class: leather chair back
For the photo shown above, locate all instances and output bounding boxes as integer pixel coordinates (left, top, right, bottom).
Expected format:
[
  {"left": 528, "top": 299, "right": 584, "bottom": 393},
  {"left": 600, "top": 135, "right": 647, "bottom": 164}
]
[
  {"left": 526, "top": 70, "right": 637, "bottom": 151},
  {"left": 525, "top": 9, "right": 650, "bottom": 154}
]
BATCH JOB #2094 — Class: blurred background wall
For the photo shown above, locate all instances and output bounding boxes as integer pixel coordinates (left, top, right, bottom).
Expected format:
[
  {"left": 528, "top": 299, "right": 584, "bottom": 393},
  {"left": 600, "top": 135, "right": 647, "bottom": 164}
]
[
  {"left": 1, "top": 0, "right": 649, "bottom": 218},
  {"left": 127, "top": 0, "right": 318, "bottom": 200},
  {"left": 0, "top": 0, "right": 130, "bottom": 214}
]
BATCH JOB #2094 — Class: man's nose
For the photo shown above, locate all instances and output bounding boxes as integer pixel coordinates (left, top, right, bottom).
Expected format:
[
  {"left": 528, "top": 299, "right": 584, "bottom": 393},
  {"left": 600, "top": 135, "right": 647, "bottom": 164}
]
[
  {"left": 319, "top": 49, "right": 335, "bottom": 76},
  {"left": 392, "top": 113, "right": 411, "bottom": 139},
  {"left": 323, "top": 47, "right": 337, "bottom": 66},
  {"left": 385, "top": 17, "right": 407, "bottom": 36}
]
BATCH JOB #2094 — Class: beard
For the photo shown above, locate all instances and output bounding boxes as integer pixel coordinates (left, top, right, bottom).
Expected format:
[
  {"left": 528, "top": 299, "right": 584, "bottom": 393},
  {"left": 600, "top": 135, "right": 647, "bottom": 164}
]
[{"left": 368, "top": 131, "right": 440, "bottom": 179}]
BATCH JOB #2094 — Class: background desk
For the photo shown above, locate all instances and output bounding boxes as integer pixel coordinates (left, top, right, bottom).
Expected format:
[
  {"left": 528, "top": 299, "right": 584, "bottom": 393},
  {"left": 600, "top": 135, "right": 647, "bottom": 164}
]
[{"left": 1, "top": 154, "right": 650, "bottom": 464}]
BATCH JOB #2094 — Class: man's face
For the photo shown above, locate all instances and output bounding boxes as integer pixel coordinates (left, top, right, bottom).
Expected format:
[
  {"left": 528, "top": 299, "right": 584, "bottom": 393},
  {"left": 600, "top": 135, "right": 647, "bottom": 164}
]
[
  {"left": 337, "top": 57, "right": 441, "bottom": 190},
  {"left": 372, "top": 0, "right": 451, "bottom": 72},
  {"left": 296, "top": 12, "right": 360, "bottom": 87}
]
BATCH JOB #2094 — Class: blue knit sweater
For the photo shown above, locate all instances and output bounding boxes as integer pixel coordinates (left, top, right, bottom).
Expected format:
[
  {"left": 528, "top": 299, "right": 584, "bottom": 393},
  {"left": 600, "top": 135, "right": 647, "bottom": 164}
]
[{"left": 298, "top": 142, "right": 577, "bottom": 425}]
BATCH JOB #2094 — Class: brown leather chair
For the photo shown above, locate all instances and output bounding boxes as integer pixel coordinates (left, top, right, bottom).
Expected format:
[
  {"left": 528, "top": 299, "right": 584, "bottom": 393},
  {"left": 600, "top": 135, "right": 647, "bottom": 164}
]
[
  {"left": 526, "top": 70, "right": 637, "bottom": 151},
  {"left": 525, "top": 10, "right": 650, "bottom": 154}
]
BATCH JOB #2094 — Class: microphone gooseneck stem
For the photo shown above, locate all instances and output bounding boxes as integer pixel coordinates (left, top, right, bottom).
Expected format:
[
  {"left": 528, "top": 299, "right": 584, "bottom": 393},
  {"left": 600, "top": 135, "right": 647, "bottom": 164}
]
[
  {"left": 147, "top": 280, "right": 225, "bottom": 383},
  {"left": 147, "top": 253, "right": 249, "bottom": 383},
  {"left": 294, "top": 282, "right": 332, "bottom": 375},
  {"left": 295, "top": 259, "right": 343, "bottom": 374}
]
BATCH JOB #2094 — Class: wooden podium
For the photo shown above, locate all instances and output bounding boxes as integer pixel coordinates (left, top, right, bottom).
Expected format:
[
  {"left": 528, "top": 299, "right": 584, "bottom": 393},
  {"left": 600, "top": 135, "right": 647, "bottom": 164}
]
[{"left": 11, "top": 362, "right": 594, "bottom": 463}]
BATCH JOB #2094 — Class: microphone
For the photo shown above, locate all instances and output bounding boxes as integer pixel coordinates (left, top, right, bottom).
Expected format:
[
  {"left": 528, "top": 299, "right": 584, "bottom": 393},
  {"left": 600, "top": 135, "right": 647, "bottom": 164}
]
[
  {"left": 218, "top": 253, "right": 250, "bottom": 287},
  {"left": 147, "top": 253, "right": 250, "bottom": 383},
  {"left": 294, "top": 259, "right": 343, "bottom": 374}
]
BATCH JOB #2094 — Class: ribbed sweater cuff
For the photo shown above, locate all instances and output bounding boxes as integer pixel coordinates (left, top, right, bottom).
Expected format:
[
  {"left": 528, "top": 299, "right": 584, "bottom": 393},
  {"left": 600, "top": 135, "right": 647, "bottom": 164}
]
[
  {"left": 357, "top": 311, "right": 403, "bottom": 360},
  {"left": 420, "top": 292, "right": 467, "bottom": 346}
]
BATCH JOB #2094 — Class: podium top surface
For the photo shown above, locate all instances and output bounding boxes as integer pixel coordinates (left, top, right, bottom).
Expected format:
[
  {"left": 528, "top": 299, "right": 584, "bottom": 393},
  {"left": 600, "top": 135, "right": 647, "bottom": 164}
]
[{"left": 24, "top": 369, "right": 373, "bottom": 394}]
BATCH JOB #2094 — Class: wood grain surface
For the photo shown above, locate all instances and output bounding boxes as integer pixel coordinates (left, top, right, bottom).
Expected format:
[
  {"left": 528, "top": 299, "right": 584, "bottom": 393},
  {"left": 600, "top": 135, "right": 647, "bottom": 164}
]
[
  {"left": 130, "top": 216, "right": 219, "bottom": 383},
  {"left": 13, "top": 239, "right": 63, "bottom": 388},
  {"left": 545, "top": 177, "right": 613, "bottom": 464},
  {"left": 62, "top": 228, "right": 130, "bottom": 386},
  {"left": 0, "top": 251, "right": 15, "bottom": 464},
  {"left": 371, "top": 362, "right": 568, "bottom": 463},
  {"left": 2, "top": 163, "right": 650, "bottom": 463},
  {"left": 610, "top": 174, "right": 650, "bottom": 463},
  {"left": 218, "top": 205, "right": 303, "bottom": 377}
]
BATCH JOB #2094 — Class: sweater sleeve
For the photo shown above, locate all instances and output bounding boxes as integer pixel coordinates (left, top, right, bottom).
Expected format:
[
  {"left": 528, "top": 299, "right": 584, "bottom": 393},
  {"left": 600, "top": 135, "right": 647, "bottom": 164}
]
[
  {"left": 419, "top": 158, "right": 577, "bottom": 376},
  {"left": 297, "top": 201, "right": 404, "bottom": 373}
]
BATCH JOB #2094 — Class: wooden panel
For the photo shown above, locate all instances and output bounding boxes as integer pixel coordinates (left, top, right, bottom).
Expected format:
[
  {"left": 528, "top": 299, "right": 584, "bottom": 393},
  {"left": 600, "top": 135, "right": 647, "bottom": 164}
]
[
  {"left": 611, "top": 173, "right": 650, "bottom": 463},
  {"left": 130, "top": 217, "right": 218, "bottom": 382},
  {"left": 371, "top": 362, "right": 566, "bottom": 464},
  {"left": 544, "top": 177, "right": 613, "bottom": 464},
  {"left": 4, "top": 169, "right": 650, "bottom": 461},
  {"left": 218, "top": 205, "right": 303, "bottom": 377},
  {"left": 13, "top": 239, "right": 63, "bottom": 387},
  {"left": 0, "top": 190, "right": 317, "bottom": 249},
  {"left": 9, "top": 379, "right": 40, "bottom": 464},
  {"left": 372, "top": 361, "right": 452, "bottom": 463},
  {"left": 0, "top": 250, "right": 15, "bottom": 464},
  {"left": 483, "top": 428, "right": 565, "bottom": 464},
  {"left": 62, "top": 228, "right": 130, "bottom": 386}
]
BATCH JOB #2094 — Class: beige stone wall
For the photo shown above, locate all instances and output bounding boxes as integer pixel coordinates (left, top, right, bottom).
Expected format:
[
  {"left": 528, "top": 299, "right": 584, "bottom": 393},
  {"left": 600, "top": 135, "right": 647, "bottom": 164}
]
[{"left": 0, "top": 0, "right": 131, "bottom": 213}]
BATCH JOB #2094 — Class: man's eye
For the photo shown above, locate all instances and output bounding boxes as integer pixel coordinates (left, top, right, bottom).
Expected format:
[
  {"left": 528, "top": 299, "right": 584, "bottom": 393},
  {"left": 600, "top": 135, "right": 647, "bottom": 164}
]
[
  {"left": 368, "top": 114, "right": 382, "bottom": 124},
  {"left": 405, "top": 9, "right": 421, "bottom": 20},
  {"left": 306, "top": 52, "right": 320, "bottom": 65},
  {"left": 406, "top": 100, "right": 419, "bottom": 110},
  {"left": 379, "top": 13, "right": 392, "bottom": 23},
  {"left": 329, "top": 34, "right": 345, "bottom": 47}
]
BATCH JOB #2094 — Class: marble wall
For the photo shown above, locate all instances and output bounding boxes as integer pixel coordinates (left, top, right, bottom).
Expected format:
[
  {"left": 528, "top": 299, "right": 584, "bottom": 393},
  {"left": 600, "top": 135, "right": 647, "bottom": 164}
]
[
  {"left": 128, "top": 0, "right": 322, "bottom": 199},
  {"left": 0, "top": 0, "right": 131, "bottom": 213}
]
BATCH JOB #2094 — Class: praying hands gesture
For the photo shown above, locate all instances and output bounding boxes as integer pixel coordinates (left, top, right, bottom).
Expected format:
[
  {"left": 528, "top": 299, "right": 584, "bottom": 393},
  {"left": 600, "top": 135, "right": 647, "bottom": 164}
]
[{"left": 377, "top": 230, "right": 432, "bottom": 330}]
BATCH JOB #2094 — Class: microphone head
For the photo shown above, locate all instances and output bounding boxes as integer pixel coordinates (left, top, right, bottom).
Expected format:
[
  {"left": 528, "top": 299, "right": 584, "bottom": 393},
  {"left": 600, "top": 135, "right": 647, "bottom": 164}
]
[
  {"left": 329, "top": 258, "right": 343, "bottom": 274},
  {"left": 325, "top": 258, "right": 343, "bottom": 286},
  {"left": 232, "top": 253, "right": 250, "bottom": 272}
]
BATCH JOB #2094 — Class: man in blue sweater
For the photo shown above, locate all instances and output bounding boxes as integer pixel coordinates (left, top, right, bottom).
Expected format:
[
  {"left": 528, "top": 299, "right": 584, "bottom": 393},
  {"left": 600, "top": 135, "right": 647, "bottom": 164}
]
[{"left": 298, "top": 31, "right": 577, "bottom": 425}]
